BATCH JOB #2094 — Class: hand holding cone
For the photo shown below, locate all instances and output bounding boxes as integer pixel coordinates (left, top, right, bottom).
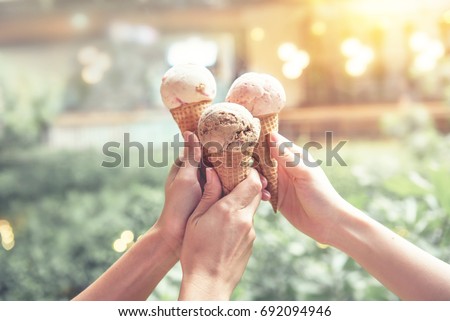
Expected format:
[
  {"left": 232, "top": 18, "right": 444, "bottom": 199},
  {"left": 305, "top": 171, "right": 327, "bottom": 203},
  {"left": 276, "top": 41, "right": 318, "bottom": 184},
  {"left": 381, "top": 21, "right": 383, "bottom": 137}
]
[{"left": 160, "top": 65, "right": 286, "bottom": 210}]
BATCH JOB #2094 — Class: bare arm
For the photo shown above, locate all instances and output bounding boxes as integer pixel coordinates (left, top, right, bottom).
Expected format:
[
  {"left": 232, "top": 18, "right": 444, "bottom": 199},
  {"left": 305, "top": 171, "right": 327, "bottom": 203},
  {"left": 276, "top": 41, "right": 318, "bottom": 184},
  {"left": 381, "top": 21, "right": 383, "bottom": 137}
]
[
  {"left": 74, "top": 132, "right": 203, "bottom": 300},
  {"left": 72, "top": 227, "right": 177, "bottom": 300},
  {"left": 73, "top": 132, "right": 269, "bottom": 301},
  {"left": 331, "top": 206, "right": 450, "bottom": 300},
  {"left": 270, "top": 132, "right": 450, "bottom": 300}
]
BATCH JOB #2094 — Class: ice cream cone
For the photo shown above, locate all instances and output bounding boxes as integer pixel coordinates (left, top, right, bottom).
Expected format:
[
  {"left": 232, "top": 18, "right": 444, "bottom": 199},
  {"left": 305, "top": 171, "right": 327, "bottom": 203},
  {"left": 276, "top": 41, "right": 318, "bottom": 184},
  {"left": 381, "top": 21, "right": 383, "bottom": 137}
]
[
  {"left": 256, "top": 113, "right": 279, "bottom": 212},
  {"left": 198, "top": 102, "right": 261, "bottom": 195},
  {"left": 169, "top": 100, "right": 211, "bottom": 134},
  {"left": 160, "top": 64, "right": 216, "bottom": 135},
  {"left": 225, "top": 72, "right": 286, "bottom": 213},
  {"left": 207, "top": 149, "right": 255, "bottom": 195},
  {"left": 170, "top": 100, "right": 211, "bottom": 185}
]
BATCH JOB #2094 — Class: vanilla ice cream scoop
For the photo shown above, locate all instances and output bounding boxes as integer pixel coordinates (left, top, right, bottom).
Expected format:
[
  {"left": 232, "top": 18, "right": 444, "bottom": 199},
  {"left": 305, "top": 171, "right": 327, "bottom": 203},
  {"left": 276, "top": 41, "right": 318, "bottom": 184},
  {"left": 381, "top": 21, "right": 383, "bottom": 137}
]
[
  {"left": 225, "top": 72, "right": 286, "bottom": 116},
  {"left": 160, "top": 63, "right": 217, "bottom": 110},
  {"left": 198, "top": 102, "right": 261, "bottom": 154}
]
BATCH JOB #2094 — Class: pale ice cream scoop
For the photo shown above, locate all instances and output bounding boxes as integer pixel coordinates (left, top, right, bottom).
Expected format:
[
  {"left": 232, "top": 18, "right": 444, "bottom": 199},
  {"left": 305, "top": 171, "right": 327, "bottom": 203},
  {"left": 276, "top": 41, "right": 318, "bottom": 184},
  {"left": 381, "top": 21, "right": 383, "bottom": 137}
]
[
  {"left": 198, "top": 102, "right": 261, "bottom": 154},
  {"left": 226, "top": 72, "right": 286, "bottom": 212},
  {"left": 160, "top": 63, "right": 217, "bottom": 110},
  {"left": 225, "top": 72, "right": 286, "bottom": 116}
]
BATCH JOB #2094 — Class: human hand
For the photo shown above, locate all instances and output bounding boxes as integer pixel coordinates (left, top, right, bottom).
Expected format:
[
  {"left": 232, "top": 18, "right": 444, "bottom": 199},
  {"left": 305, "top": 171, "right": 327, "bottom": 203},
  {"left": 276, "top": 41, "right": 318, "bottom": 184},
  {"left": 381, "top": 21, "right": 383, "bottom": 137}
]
[
  {"left": 178, "top": 168, "right": 264, "bottom": 300},
  {"left": 270, "top": 133, "right": 352, "bottom": 245},
  {"left": 155, "top": 131, "right": 203, "bottom": 257}
]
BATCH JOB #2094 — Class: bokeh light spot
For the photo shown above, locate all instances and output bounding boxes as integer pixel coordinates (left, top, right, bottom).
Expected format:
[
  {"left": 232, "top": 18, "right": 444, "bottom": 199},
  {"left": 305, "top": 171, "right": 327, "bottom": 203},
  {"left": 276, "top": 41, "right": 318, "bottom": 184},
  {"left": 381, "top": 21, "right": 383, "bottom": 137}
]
[
  {"left": 113, "top": 239, "right": 127, "bottom": 253},
  {"left": 81, "top": 66, "right": 103, "bottom": 84},
  {"left": 121, "top": 230, "right": 134, "bottom": 243},
  {"left": 341, "top": 38, "right": 363, "bottom": 58},
  {"left": 0, "top": 220, "right": 15, "bottom": 251},
  {"left": 282, "top": 61, "right": 303, "bottom": 79},
  {"left": 345, "top": 59, "right": 367, "bottom": 77},
  {"left": 277, "top": 42, "right": 298, "bottom": 62},
  {"left": 311, "top": 21, "right": 327, "bottom": 36},
  {"left": 250, "top": 27, "right": 265, "bottom": 42},
  {"left": 409, "top": 32, "right": 430, "bottom": 53},
  {"left": 167, "top": 37, "right": 218, "bottom": 67}
]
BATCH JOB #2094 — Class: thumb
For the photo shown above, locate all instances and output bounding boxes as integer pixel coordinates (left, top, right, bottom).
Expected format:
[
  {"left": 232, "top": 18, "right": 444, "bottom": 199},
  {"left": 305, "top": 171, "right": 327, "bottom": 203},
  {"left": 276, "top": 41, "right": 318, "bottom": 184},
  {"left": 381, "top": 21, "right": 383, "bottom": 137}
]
[
  {"left": 269, "top": 132, "right": 315, "bottom": 178},
  {"left": 223, "top": 168, "right": 262, "bottom": 212},
  {"left": 177, "top": 131, "right": 201, "bottom": 179},
  {"left": 192, "top": 167, "right": 222, "bottom": 216}
]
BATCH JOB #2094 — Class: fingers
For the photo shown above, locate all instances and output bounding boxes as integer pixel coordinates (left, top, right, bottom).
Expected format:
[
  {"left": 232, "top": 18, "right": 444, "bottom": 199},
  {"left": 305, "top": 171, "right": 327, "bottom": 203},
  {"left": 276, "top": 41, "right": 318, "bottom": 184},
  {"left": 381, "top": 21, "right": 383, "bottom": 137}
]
[
  {"left": 223, "top": 168, "right": 263, "bottom": 212},
  {"left": 259, "top": 173, "right": 268, "bottom": 190},
  {"left": 259, "top": 173, "right": 271, "bottom": 202},
  {"left": 177, "top": 131, "right": 201, "bottom": 179},
  {"left": 269, "top": 132, "right": 313, "bottom": 178},
  {"left": 245, "top": 185, "right": 262, "bottom": 218},
  {"left": 192, "top": 167, "right": 223, "bottom": 216},
  {"left": 261, "top": 189, "right": 271, "bottom": 202},
  {"left": 166, "top": 162, "right": 181, "bottom": 186}
]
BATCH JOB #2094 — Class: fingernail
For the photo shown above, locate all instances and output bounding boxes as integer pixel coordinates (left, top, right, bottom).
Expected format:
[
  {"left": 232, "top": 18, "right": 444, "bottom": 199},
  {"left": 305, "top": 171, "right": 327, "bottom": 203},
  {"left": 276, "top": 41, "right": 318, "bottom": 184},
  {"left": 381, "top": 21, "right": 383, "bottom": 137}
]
[{"left": 260, "top": 175, "right": 267, "bottom": 188}]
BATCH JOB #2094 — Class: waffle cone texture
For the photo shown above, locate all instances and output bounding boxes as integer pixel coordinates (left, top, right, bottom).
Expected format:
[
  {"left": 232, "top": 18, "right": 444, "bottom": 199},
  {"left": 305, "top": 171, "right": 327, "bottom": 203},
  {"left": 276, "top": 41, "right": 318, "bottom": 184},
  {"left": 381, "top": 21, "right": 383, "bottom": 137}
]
[
  {"left": 256, "top": 113, "right": 279, "bottom": 212},
  {"left": 170, "top": 100, "right": 211, "bottom": 134},
  {"left": 207, "top": 149, "right": 255, "bottom": 195}
]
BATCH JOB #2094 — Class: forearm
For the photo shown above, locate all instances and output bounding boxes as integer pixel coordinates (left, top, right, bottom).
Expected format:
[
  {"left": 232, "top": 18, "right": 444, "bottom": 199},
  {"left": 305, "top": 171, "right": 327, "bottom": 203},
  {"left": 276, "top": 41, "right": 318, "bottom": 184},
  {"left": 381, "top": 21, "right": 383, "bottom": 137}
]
[
  {"left": 330, "top": 205, "right": 450, "bottom": 300},
  {"left": 73, "top": 226, "right": 178, "bottom": 301}
]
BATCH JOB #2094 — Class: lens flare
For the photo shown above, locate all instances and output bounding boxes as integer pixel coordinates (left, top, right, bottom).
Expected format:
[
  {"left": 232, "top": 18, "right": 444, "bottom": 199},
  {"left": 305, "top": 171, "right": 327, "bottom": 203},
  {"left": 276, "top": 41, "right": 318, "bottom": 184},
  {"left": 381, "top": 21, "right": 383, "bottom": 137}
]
[{"left": 345, "top": 59, "right": 367, "bottom": 77}]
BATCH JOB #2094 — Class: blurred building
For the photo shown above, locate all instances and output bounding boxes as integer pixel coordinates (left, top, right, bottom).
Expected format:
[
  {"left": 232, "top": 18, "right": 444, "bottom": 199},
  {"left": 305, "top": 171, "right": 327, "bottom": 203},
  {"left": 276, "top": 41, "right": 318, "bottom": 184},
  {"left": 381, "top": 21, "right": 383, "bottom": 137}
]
[{"left": 0, "top": 0, "right": 450, "bottom": 147}]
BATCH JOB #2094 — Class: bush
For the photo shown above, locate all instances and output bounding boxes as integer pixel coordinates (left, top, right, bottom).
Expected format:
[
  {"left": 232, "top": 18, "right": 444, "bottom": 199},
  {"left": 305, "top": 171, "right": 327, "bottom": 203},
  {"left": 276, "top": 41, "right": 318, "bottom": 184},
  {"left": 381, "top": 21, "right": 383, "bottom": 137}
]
[
  {"left": 0, "top": 147, "right": 166, "bottom": 300},
  {"left": 1, "top": 131, "right": 450, "bottom": 300}
]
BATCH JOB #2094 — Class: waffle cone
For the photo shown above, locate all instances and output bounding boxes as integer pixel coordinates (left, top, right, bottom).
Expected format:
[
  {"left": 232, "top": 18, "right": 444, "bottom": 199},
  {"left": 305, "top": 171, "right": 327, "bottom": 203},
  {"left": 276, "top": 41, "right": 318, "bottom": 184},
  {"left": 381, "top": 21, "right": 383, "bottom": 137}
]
[
  {"left": 207, "top": 149, "right": 254, "bottom": 195},
  {"left": 170, "top": 100, "right": 211, "bottom": 134},
  {"left": 256, "top": 113, "right": 279, "bottom": 212}
]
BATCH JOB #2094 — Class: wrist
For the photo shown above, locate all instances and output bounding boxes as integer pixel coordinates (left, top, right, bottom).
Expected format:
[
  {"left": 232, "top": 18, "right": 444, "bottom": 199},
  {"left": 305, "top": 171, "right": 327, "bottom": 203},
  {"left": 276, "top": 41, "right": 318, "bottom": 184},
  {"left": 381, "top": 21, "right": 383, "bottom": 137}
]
[
  {"left": 178, "top": 273, "right": 233, "bottom": 301},
  {"left": 74, "top": 226, "right": 179, "bottom": 300},
  {"left": 153, "top": 210, "right": 184, "bottom": 258},
  {"left": 147, "top": 223, "right": 181, "bottom": 260},
  {"left": 327, "top": 203, "right": 372, "bottom": 253}
]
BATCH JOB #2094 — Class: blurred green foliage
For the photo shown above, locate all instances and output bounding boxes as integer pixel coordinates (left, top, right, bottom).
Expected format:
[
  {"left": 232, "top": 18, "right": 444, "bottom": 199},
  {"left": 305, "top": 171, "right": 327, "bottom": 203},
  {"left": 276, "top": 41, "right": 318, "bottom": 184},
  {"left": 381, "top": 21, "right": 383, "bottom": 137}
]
[
  {"left": 1, "top": 105, "right": 450, "bottom": 300},
  {"left": 0, "top": 147, "right": 167, "bottom": 300},
  {"left": 0, "top": 55, "right": 64, "bottom": 145}
]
